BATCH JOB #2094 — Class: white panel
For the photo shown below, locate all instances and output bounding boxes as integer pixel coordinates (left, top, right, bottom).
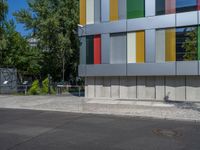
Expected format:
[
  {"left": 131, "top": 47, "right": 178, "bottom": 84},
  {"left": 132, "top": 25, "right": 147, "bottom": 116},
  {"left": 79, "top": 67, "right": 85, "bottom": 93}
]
[
  {"left": 156, "top": 30, "right": 165, "bottom": 63},
  {"left": 127, "top": 32, "right": 136, "bottom": 63},
  {"left": 86, "top": 0, "right": 94, "bottom": 24}
]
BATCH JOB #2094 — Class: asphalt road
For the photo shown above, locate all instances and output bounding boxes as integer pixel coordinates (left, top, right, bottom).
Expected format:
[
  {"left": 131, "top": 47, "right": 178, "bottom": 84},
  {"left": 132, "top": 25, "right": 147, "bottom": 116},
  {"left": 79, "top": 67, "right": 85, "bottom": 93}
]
[{"left": 0, "top": 108, "right": 199, "bottom": 150}]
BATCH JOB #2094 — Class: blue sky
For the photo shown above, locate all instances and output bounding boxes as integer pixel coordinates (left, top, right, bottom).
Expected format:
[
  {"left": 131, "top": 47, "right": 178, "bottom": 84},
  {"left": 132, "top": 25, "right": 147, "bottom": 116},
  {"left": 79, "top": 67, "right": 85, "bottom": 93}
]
[{"left": 7, "top": 0, "right": 29, "bottom": 36}]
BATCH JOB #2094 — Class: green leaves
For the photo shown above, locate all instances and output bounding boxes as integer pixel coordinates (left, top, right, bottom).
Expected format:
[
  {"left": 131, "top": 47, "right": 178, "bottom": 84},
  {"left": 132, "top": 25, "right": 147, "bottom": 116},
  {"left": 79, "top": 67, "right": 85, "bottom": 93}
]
[{"left": 14, "top": 0, "right": 79, "bottom": 81}]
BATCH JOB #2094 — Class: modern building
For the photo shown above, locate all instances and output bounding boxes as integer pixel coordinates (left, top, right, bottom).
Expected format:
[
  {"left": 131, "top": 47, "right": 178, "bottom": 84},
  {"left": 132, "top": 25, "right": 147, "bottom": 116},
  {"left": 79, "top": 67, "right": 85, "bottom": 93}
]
[{"left": 78, "top": 0, "right": 200, "bottom": 102}]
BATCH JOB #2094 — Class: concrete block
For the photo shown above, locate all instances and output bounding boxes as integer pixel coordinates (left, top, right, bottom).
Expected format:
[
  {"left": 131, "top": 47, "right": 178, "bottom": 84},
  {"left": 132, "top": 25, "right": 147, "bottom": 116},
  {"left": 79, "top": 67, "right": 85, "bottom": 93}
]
[
  {"left": 145, "top": 77, "right": 156, "bottom": 99},
  {"left": 137, "top": 77, "right": 146, "bottom": 99},
  {"left": 95, "top": 77, "right": 104, "bottom": 98},
  {"left": 127, "top": 77, "right": 137, "bottom": 99},
  {"left": 119, "top": 77, "right": 128, "bottom": 99},
  {"left": 186, "top": 76, "right": 200, "bottom": 102},
  {"left": 87, "top": 77, "right": 95, "bottom": 98},
  {"left": 175, "top": 77, "right": 186, "bottom": 101},
  {"left": 155, "top": 77, "right": 165, "bottom": 101},
  {"left": 111, "top": 77, "right": 120, "bottom": 98},
  {"left": 165, "top": 77, "right": 176, "bottom": 101},
  {"left": 103, "top": 77, "right": 111, "bottom": 98}
]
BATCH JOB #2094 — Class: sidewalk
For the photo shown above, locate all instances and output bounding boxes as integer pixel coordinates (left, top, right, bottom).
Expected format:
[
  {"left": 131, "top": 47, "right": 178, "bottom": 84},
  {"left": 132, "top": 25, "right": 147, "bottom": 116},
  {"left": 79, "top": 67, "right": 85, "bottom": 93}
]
[{"left": 0, "top": 95, "right": 200, "bottom": 122}]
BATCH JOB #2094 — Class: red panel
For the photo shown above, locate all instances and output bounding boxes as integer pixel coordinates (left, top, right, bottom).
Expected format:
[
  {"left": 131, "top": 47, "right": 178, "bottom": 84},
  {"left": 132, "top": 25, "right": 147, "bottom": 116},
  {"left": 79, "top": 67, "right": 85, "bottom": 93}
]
[
  {"left": 165, "top": 0, "right": 176, "bottom": 14},
  {"left": 94, "top": 35, "right": 101, "bottom": 64},
  {"left": 198, "top": 0, "right": 200, "bottom": 10}
]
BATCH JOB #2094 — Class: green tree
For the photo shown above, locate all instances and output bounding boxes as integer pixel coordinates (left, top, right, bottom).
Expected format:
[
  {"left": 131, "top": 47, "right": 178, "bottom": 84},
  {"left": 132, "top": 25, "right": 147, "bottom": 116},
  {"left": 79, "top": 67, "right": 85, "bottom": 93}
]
[
  {"left": 0, "top": 0, "right": 8, "bottom": 64},
  {"left": 1, "top": 20, "right": 42, "bottom": 80},
  {"left": 14, "top": 0, "right": 79, "bottom": 82}
]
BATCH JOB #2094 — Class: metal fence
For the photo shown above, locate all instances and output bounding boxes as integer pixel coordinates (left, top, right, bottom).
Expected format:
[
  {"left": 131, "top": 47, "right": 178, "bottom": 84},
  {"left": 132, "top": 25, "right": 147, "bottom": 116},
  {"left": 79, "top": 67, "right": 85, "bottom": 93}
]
[{"left": 0, "top": 68, "right": 17, "bottom": 94}]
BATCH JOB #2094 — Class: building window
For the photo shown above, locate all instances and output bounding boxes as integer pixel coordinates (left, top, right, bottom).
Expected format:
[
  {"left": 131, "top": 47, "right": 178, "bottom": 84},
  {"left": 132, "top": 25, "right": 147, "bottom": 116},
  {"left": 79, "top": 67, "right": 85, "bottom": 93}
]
[
  {"left": 156, "top": 26, "right": 199, "bottom": 62},
  {"left": 110, "top": 33, "right": 127, "bottom": 64},
  {"left": 127, "top": 0, "right": 145, "bottom": 19},
  {"left": 176, "top": 26, "right": 198, "bottom": 61},
  {"left": 156, "top": 0, "right": 198, "bottom": 16},
  {"left": 127, "top": 31, "right": 145, "bottom": 63},
  {"left": 176, "top": 0, "right": 197, "bottom": 13}
]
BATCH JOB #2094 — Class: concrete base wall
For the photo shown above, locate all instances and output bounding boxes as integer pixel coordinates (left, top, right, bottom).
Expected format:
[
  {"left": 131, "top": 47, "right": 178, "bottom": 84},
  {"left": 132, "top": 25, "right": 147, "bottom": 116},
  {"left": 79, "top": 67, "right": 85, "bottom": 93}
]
[{"left": 85, "top": 76, "right": 200, "bottom": 102}]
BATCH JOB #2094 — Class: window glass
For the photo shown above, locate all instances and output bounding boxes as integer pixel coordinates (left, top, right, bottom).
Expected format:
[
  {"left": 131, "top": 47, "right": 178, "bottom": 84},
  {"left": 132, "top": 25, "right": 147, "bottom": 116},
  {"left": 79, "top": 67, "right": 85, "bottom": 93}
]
[
  {"left": 176, "top": 26, "right": 198, "bottom": 61},
  {"left": 176, "top": 0, "right": 197, "bottom": 13}
]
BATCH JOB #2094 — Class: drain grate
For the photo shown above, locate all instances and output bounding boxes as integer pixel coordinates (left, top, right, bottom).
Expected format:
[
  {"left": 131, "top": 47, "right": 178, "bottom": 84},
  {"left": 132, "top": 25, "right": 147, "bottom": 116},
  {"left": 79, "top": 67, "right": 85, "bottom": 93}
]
[{"left": 153, "top": 128, "right": 182, "bottom": 138}]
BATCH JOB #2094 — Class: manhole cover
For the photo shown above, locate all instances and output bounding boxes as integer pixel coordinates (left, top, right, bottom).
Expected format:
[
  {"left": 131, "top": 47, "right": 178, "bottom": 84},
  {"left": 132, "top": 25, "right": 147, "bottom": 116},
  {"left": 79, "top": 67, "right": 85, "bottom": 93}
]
[{"left": 153, "top": 128, "right": 182, "bottom": 138}]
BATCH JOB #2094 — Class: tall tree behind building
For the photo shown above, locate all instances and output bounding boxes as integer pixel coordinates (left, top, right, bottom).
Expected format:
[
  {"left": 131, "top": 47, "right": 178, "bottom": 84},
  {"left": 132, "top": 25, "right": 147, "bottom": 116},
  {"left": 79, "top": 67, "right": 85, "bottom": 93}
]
[{"left": 14, "top": 0, "right": 79, "bottom": 81}]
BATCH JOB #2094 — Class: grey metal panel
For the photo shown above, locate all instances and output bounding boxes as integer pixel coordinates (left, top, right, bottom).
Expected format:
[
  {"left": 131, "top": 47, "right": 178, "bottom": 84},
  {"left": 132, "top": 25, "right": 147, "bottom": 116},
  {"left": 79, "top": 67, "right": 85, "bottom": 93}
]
[
  {"left": 86, "top": 64, "right": 126, "bottom": 76},
  {"left": 78, "top": 26, "right": 86, "bottom": 37},
  {"left": 127, "top": 14, "right": 175, "bottom": 32},
  {"left": 80, "top": 37, "right": 86, "bottom": 64},
  {"left": 176, "top": 61, "right": 199, "bottom": 75},
  {"left": 94, "top": 0, "right": 101, "bottom": 23},
  {"left": 101, "top": 34, "right": 110, "bottom": 64},
  {"left": 85, "top": 20, "right": 127, "bottom": 35},
  {"left": 199, "top": 11, "right": 200, "bottom": 25},
  {"left": 176, "top": 11, "right": 198, "bottom": 27},
  {"left": 101, "top": 0, "right": 109, "bottom": 22},
  {"left": 118, "top": 0, "right": 126, "bottom": 20},
  {"left": 145, "top": 0, "right": 155, "bottom": 17},
  {"left": 78, "top": 65, "right": 87, "bottom": 77},
  {"left": 110, "top": 33, "right": 127, "bottom": 64},
  {"left": 127, "top": 63, "right": 176, "bottom": 76},
  {"left": 145, "top": 29, "right": 156, "bottom": 63}
]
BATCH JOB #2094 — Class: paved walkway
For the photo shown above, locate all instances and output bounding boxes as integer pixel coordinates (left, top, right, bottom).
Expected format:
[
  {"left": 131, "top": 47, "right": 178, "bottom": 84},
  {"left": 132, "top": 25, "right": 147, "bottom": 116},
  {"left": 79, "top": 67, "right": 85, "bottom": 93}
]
[{"left": 0, "top": 95, "right": 200, "bottom": 122}]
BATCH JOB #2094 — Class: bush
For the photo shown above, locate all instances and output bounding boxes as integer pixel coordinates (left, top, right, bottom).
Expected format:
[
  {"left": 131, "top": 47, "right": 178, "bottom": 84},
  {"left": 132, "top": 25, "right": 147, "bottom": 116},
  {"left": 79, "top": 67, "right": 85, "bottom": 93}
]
[
  {"left": 41, "top": 78, "right": 48, "bottom": 94},
  {"left": 28, "top": 78, "right": 55, "bottom": 95},
  {"left": 28, "top": 80, "right": 41, "bottom": 95}
]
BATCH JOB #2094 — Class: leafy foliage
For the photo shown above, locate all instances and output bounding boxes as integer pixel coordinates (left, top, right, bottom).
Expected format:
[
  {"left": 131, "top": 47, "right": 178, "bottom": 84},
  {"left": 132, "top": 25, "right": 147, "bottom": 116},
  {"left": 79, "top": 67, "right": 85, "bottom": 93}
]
[
  {"left": 0, "top": 20, "right": 42, "bottom": 78},
  {"left": 14, "top": 0, "right": 79, "bottom": 81},
  {"left": 28, "top": 79, "right": 40, "bottom": 95},
  {"left": 182, "top": 27, "right": 198, "bottom": 61}
]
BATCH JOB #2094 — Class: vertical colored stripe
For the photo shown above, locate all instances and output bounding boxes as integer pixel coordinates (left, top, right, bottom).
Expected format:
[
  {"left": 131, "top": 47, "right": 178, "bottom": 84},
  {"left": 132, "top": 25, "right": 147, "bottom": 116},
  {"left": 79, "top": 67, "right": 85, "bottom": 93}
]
[
  {"left": 86, "top": 36, "right": 94, "bottom": 64},
  {"left": 94, "top": 35, "right": 101, "bottom": 64},
  {"left": 127, "top": 32, "right": 136, "bottom": 63},
  {"left": 110, "top": 0, "right": 119, "bottom": 21},
  {"left": 156, "top": 30, "right": 166, "bottom": 62},
  {"left": 86, "top": 0, "right": 94, "bottom": 24},
  {"left": 127, "top": 0, "right": 144, "bottom": 19},
  {"left": 165, "top": 29, "right": 176, "bottom": 61},
  {"left": 136, "top": 31, "right": 145, "bottom": 63},
  {"left": 198, "top": 0, "right": 200, "bottom": 10},
  {"left": 165, "top": 0, "right": 176, "bottom": 14},
  {"left": 80, "top": 0, "right": 86, "bottom": 25},
  {"left": 101, "top": 0, "right": 110, "bottom": 22}
]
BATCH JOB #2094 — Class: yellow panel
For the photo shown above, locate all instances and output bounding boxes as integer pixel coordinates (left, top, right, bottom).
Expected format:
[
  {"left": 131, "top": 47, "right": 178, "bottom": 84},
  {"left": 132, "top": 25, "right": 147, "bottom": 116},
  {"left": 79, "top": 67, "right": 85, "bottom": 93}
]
[
  {"left": 136, "top": 31, "right": 145, "bottom": 63},
  {"left": 165, "top": 29, "right": 176, "bottom": 61},
  {"left": 80, "top": 0, "right": 86, "bottom": 25},
  {"left": 110, "top": 0, "right": 119, "bottom": 21}
]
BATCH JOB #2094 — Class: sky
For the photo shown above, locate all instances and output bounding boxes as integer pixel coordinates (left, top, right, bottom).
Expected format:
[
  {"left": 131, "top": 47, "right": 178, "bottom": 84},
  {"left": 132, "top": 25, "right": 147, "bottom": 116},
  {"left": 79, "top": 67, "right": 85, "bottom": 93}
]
[{"left": 7, "top": 0, "right": 29, "bottom": 36}]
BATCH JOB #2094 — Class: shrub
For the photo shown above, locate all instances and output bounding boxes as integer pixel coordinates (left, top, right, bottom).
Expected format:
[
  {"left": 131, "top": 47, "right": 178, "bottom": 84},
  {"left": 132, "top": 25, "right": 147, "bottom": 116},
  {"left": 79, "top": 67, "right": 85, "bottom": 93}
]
[{"left": 28, "top": 80, "right": 41, "bottom": 95}]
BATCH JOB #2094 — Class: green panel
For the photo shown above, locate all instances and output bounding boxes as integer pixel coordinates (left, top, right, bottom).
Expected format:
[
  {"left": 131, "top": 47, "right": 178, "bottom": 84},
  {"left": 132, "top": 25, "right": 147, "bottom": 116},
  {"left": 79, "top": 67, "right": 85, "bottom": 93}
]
[
  {"left": 198, "top": 26, "right": 200, "bottom": 60},
  {"left": 127, "top": 0, "right": 145, "bottom": 19},
  {"left": 86, "top": 36, "right": 94, "bottom": 64}
]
